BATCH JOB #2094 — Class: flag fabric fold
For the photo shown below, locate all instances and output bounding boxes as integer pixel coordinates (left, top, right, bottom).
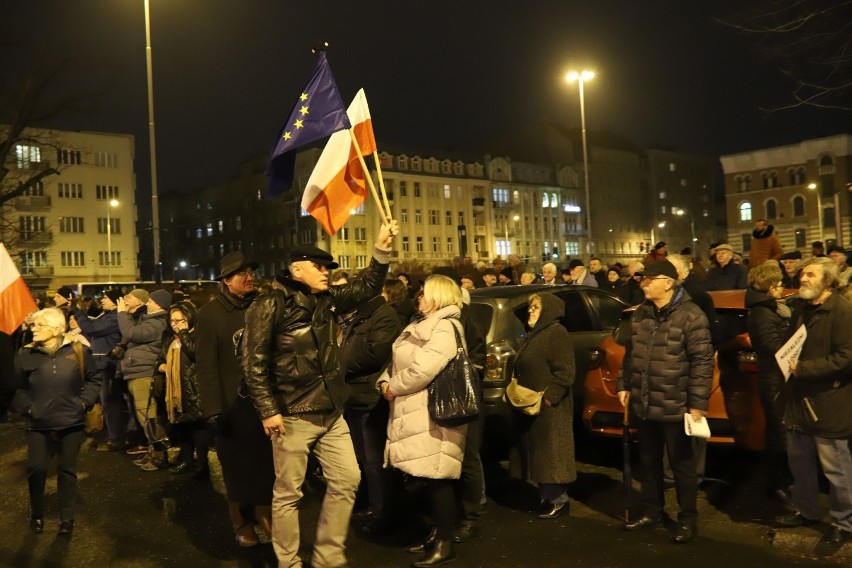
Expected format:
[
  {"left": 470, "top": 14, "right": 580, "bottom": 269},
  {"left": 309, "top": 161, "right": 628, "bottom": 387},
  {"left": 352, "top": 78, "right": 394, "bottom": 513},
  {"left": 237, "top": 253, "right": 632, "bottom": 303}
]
[
  {"left": 0, "top": 242, "right": 38, "bottom": 335},
  {"left": 301, "top": 88, "right": 377, "bottom": 235},
  {"left": 266, "top": 51, "right": 351, "bottom": 196}
]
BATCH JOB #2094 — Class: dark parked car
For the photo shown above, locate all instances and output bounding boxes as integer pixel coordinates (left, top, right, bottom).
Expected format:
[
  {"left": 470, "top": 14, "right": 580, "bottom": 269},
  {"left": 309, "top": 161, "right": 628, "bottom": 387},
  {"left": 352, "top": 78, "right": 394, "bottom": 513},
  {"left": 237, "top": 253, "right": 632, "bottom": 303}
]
[{"left": 467, "top": 284, "right": 628, "bottom": 459}]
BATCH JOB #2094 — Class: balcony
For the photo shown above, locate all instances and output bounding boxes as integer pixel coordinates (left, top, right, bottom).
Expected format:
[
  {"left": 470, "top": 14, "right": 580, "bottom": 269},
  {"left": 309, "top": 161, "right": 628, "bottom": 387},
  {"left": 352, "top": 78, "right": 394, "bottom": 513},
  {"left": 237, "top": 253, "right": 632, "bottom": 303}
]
[
  {"left": 19, "top": 231, "right": 53, "bottom": 246},
  {"left": 472, "top": 197, "right": 485, "bottom": 211},
  {"left": 474, "top": 225, "right": 487, "bottom": 236},
  {"left": 21, "top": 265, "right": 54, "bottom": 277},
  {"left": 14, "top": 195, "right": 52, "bottom": 209}
]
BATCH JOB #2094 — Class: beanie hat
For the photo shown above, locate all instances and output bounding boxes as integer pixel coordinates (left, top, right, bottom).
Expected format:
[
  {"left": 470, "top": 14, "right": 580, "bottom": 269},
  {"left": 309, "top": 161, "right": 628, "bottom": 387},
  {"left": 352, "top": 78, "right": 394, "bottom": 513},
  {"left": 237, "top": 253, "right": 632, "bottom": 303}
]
[
  {"left": 56, "top": 285, "right": 75, "bottom": 299},
  {"left": 149, "top": 289, "right": 173, "bottom": 311},
  {"left": 104, "top": 290, "right": 124, "bottom": 305},
  {"left": 127, "top": 289, "right": 150, "bottom": 304}
]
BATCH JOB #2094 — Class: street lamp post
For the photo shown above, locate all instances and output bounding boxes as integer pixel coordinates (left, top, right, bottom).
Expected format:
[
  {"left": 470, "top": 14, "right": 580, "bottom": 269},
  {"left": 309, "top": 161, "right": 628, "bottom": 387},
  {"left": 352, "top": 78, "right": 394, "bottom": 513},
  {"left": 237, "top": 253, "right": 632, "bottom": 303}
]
[
  {"left": 503, "top": 214, "right": 519, "bottom": 256},
  {"left": 106, "top": 199, "right": 119, "bottom": 281},
  {"left": 808, "top": 183, "right": 824, "bottom": 242},
  {"left": 566, "top": 70, "right": 595, "bottom": 262},
  {"left": 675, "top": 209, "right": 697, "bottom": 250},
  {"left": 143, "top": 0, "right": 162, "bottom": 282}
]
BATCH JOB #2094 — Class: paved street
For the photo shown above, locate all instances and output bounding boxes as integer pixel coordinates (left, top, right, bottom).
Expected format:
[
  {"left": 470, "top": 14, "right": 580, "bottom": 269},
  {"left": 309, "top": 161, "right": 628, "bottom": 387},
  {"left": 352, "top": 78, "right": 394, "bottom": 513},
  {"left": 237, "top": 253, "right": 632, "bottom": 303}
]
[{"left": 0, "top": 419, "right": 847, "bottom": 568}]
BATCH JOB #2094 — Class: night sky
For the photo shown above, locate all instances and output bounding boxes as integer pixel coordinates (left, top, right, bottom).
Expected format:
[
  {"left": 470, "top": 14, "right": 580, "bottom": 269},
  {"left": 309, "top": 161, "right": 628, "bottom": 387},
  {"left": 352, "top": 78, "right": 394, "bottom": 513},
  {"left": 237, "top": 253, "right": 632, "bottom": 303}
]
[{"left": 2, "top": 0, "right": 848, "bottom": 195}]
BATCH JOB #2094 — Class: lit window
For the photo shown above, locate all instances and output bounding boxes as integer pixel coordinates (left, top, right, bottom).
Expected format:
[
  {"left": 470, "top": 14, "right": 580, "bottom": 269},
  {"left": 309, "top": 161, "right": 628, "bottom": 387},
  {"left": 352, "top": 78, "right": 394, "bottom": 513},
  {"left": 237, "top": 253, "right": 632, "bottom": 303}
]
[{"left": 739, "top": 202, "right": 752, "bottom": 222}]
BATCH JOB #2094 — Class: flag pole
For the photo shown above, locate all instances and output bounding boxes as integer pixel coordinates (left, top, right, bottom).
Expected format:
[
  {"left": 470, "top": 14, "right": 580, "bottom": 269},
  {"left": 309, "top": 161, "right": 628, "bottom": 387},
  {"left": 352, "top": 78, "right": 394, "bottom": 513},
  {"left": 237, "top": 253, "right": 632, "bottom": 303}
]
[
  {"left": 348, "top": 129, "right": 391, "bottom": 223},
  {"left": 372, "top": 153, "right": 392, "bottom": 221}
]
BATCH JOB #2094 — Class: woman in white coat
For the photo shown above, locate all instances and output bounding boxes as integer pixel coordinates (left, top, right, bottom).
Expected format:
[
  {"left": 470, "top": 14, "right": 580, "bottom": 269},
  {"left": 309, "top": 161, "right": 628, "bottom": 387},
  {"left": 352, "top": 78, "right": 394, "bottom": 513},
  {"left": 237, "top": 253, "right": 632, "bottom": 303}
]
[{"left": 378, "top": 274, "right": 467, "bottom": 567}]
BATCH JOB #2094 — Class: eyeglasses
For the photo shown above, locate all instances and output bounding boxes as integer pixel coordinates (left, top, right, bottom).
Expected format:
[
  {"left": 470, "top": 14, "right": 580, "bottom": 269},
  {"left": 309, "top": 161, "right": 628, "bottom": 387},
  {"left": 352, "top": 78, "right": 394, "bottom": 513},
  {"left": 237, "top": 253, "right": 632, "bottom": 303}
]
[{"left": 234, "top": 268, "right": 255, "bottom": 279}]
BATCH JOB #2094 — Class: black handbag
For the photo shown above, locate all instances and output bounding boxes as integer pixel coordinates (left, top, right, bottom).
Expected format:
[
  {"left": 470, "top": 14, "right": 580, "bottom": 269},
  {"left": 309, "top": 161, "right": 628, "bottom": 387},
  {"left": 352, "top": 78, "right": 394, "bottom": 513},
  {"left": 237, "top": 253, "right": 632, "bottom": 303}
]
[{"left": 427, "top": 320, "right": 480, "bottom": 426}]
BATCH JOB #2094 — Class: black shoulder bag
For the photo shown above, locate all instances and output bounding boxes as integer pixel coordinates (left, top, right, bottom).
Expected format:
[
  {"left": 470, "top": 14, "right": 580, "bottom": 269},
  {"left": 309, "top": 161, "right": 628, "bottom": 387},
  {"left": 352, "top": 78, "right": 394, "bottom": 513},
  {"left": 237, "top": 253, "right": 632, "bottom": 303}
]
[{"left": 427, "top": 320, "right": 480, "bottom": 426}]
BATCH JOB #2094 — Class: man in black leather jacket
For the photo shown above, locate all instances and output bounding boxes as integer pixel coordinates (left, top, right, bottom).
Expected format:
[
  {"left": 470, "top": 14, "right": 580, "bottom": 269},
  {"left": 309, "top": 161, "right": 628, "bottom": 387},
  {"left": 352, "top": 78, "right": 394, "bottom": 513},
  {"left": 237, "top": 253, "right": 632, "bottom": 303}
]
[{"left": 242, "top": 220, "right": 397, "bottom": 568}]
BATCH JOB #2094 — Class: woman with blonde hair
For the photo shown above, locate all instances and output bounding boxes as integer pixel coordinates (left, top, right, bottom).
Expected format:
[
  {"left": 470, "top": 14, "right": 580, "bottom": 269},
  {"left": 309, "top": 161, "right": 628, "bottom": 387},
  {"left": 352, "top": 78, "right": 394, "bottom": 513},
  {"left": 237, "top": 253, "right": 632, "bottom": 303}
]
[{"left": 378, "top": 274, "right": 469, "bottom": 567}]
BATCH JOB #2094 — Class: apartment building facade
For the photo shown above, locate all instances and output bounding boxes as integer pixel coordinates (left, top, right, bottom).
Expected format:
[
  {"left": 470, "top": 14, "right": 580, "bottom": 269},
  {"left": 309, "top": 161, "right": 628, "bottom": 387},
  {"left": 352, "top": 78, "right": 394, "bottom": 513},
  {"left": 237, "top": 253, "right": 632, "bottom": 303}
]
[
  {"left": 720, "top": 134, "right": 852, "bottom": 258},
  {"left": 1, "top": 128, "right": 139, "bottom": 292}
]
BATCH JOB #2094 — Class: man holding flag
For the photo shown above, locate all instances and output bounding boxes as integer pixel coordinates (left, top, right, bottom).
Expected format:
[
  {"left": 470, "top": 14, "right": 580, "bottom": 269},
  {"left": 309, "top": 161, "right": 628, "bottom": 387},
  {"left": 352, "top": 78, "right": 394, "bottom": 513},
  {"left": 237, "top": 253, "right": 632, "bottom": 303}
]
[{"left": 241, "top": 218, "right": 398, "bottom": 568}]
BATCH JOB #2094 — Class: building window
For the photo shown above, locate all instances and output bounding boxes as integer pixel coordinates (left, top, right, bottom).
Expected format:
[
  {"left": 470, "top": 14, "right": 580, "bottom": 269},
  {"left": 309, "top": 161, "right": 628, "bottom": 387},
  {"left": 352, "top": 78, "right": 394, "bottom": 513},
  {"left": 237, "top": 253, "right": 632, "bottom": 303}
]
[
  {"left": 551, "top": 192, "right": 558, "bottom": 208},
  {"left": 416, "top": 236, "right": 423, "bottom": 252},
  {"left": 401, "top": 208, "right": 408, "bottom": 223},
  {"left": 23, "top": 182, "right": 45, "bottom": 196},
  {"left": 58, "top": 183, "right": 83, "bottom": 198},
  {"left": 94, "top": 152, "right": 118, "bottom": 168},
  {"left": 98, "top": 251, "right": 121, "bottom": 266},
  {"left": 795, "top": 228, "right": 806, "bottom": 248},
  {"left": 96, "top": 185, "right": 119, "bottom": 200},
  {"left": 19, "top": 251, "right": 48, "bottom": 272},
  {"left": 444, "top": 185, "right": 452, "bottom": 199},
  {"left": 792, "top": 196, "right": 805, "bottom": 216},
  {"left": 16, "top": 144, "right": 41, "bottom": 169},
  {"left": 57, "top": 149, "right": 82, "bottom": 165},
  {"left": 766, "top": 199, "right": 777, "bottom": 220},
  {"left": 415, "top": 209, "right": 422, "bottom": 224},
  {"left": 339, "top": 228, "right": 349, "bottom": 241},
  {"left": 96, "top": 217, "right": 120, "bottom": 235},
  {"left": 399, "top": 181, "right": 407, "bottom": 197},
  {"left": 446, "top": 211, "right": 452, "bottom": 225},
  {"left": 668, "top": 162, "right": 677, "bottom": 172},
  {"left": 458, "top": 212, "right": 465, "bottom": 225},
  {"left": 338, "top": 256, "right": 351, "bottom": 269},
  {"left": 659, "top": 191, "right": 666, "bottom": 199},
  {"left": 432, "top": 237, "right": 439, "bottom": 252},
  {"left": 60, "top": 217, "right": 85, "bottom": 233},
  {"left": 61, "top": 251, "right": 86, "bottom": 267},
  {"left": 446, "top": 237, "right": 453, "bottom": 253},
  {"left": 739, "top": 202, "right": 752, "bottom": 222},
  {"left": 414, "top": 182, "right": 421, "bottom": 197},
  {"left": 492, "top": 188, "right": 509, "bottom": 205},
  {"left": 402, "top": 237, "right": 410, "bottom": 252},
  {"left": 356, "top": 255, "right": 367, "bottom": 269},
  {"left": 542, "top": 193, "right": 550, "bottom": 208},
  {"left": 430, "top": 210, "right": 439, "bottom": 224},
  {"left": 19, "top": 216, "right": 46, "bottom": 238},
  {"left": 428, "top": 184, "right": 437, "bottom": 199},
  {"left": 351, "top": 203, "right": 366, "bottom": 215},
  {"left": 354, "top": 227, "right": 366, "bottom": 241},
  {"left": 235, "top": 216, "right": 242, "bottom": 230}
]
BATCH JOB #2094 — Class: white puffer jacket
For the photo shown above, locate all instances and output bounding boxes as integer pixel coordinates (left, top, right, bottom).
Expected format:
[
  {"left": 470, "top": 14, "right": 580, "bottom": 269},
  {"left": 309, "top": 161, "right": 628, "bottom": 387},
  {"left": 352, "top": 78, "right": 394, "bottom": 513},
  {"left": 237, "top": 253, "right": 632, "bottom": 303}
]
[{"left": 380, "top": 304, "right": 467, "bottom": 480}]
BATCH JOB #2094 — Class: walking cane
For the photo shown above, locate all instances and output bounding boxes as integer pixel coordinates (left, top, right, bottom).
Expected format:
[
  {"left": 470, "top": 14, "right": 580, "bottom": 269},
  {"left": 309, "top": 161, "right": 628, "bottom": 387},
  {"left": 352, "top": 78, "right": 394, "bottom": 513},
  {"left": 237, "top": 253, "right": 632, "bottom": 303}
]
[{"left": 622, "top": 404, "right": 631, "bottom": 523}]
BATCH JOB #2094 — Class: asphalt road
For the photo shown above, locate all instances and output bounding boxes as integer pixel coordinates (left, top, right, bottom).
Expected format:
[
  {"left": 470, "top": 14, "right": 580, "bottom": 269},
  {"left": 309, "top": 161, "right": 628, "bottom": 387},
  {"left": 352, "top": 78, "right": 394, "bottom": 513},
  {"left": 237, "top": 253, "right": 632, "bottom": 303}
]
[{"left": 0, "top": 418, "right": 848, "bottom": 568}]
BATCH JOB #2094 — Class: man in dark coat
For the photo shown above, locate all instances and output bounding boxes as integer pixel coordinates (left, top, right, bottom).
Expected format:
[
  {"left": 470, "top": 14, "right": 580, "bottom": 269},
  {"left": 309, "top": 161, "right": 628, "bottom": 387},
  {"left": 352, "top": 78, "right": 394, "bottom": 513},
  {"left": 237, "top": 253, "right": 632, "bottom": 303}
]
[
  {"left": 242, "top": 221, "right": 398, "bottom": 568},
  {"left": 617, "top": 260, "right": 714, "bottom": 544},
  {"left": 776, "top": 257, "right": 852, "bottom": 557},
  {"left": 195, "top": 251, "right": 273, "bottom": 547},
  {"left": 340, "top": 294, "right": 402, "bottom": 534},
  {"left": 705, "top": 244, "right": 747, "bottom": 291}
]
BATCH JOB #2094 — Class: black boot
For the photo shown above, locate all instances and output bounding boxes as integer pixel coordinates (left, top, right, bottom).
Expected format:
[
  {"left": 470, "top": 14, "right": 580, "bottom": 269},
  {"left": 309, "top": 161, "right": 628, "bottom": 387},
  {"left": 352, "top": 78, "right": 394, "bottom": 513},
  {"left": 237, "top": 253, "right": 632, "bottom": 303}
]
[
  {"left": 412, "top": 538, "right": 456, "bottom": 567},
  {"left": 407, "top": 527, "right": 437, "bottom": 553}
]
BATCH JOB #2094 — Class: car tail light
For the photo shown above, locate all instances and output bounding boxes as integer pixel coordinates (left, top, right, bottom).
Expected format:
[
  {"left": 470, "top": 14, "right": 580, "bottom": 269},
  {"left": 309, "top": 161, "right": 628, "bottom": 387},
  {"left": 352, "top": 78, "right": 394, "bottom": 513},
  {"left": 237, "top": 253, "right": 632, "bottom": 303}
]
[
  {"left": 588, "top": 347, "right": 604, "bottom": 370},
  {"left": 484, "top": 339, "right": 516, "bottom": 384},
  {"left": 737, "top": 350, "right": 758, "bottom": 373}
]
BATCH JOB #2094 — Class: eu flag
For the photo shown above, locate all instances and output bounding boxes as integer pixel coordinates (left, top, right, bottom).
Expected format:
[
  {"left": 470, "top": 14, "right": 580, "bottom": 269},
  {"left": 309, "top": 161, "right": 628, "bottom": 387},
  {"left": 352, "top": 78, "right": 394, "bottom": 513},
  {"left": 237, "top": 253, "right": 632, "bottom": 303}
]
[{"left": 266, "top": 52, "right": 351, "bottom": 196}]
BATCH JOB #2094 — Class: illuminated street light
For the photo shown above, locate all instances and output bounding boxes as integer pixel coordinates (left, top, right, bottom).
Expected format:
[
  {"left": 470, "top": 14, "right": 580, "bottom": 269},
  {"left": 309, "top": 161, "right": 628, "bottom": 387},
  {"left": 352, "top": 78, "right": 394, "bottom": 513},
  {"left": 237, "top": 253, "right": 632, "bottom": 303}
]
[
  {"left": 675, "top": 208, "right": 698, "bottom": 245},
  {"left": 106, "top": 199, "right": 119, "bottom": 281},
  {"left": 503, "top": 214, "right": 520, "bottom": 255},
  {"left": 808, "top": 183, "right": 824, "bottom": 242},
  {"left": 143, "top": 0, "right": 162, "bottom": 281},
  {"left": 565, "top": 70, "right": 595, "bottom": 262}
]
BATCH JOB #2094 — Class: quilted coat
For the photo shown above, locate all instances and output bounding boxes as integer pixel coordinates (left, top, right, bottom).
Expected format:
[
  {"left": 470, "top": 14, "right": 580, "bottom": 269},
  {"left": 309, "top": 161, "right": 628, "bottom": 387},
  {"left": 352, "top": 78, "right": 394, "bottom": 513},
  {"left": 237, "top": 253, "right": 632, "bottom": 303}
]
[
  {"left": 381, "top": 304, "right": 467, "bottom": 480},
  {"left": 617, "top": 287, "right": 714, "bottom": 422}
]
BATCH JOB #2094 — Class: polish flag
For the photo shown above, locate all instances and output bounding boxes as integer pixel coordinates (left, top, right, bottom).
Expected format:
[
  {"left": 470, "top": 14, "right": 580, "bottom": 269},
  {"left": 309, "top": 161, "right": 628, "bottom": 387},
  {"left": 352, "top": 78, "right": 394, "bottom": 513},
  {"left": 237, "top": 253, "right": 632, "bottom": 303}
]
[
  {"left": 301, "top": 89, "right": 377, "bottom": 235},
  {"left": 0, "top": 242, "right": 38, "bottom": 335}
]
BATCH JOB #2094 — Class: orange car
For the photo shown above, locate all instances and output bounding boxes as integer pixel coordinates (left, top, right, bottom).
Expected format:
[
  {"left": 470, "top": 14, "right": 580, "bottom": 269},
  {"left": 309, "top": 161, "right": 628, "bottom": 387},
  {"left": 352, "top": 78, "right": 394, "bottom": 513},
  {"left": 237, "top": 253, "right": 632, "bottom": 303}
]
[{"left": 583, "top": 289, "right": 797, "bottom": 451}]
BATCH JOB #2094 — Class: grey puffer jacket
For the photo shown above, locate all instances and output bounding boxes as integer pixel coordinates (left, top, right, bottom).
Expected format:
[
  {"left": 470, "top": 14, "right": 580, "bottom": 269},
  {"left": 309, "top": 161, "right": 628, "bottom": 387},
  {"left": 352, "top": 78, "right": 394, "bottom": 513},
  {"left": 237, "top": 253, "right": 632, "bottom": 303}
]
[
  {"left": 617, "top": 287, "right": 714, "bottom": 422},
  {"left": 117, "top": 310, "right": 168, "bottom": 380}
]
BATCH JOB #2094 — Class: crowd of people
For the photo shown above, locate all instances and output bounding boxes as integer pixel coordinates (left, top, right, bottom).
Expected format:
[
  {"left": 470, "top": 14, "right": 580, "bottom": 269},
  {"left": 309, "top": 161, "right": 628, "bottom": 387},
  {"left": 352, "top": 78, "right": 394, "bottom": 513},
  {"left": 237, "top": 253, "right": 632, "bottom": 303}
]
[{"left": 3, "top": 214, "right": 852, "bottom": 563}]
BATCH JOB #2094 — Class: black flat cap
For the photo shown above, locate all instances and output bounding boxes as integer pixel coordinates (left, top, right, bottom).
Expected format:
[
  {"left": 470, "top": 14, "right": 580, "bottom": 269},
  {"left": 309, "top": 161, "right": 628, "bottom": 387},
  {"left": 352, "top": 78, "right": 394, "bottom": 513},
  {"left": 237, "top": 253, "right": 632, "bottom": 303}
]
[
  {"left": 288, "top": 245, "right": 339, "bottom": 269},
  {"left": 637, "top": 260, "right": 679, "bottom": 280},
  {"left": 217, "top": 251, "right": 259, "bottom": 280}
]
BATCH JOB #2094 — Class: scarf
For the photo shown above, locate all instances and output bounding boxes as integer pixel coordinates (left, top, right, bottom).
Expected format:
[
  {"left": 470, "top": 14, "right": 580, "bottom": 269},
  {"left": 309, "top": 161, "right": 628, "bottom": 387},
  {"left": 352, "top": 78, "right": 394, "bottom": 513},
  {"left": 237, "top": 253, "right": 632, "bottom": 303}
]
[
  {"left": 219, "top": 283, "right": 256, "bottom": 311},
  {"left": 165, "top": 338, "right": 183, "bottom": 423}
]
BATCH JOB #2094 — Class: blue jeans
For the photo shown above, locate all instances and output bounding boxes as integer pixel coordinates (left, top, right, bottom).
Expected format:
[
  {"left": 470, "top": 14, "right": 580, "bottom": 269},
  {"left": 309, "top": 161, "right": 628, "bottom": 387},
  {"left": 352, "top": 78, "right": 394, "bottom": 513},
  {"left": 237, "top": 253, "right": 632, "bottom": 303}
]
[{"left": 786, "top": 429, "right": 852, "bottom": 531}]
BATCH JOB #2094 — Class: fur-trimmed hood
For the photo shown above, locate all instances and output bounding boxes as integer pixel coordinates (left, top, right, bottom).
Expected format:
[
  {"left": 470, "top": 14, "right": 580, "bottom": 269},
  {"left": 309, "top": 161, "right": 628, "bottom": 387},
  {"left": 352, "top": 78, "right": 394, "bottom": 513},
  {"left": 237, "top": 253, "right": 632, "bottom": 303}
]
[{"left": 753, "top": 224, "right": 776, "bottom": 239}]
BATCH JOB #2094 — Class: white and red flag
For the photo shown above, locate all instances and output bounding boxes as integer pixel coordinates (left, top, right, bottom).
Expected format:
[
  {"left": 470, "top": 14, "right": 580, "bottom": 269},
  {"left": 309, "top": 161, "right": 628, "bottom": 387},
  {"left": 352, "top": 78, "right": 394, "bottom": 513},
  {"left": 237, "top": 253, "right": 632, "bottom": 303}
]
[
  {"left": 0, "top": 242, "right": 38, "bottom": 335},
  {"left": 301, "top": 88, "right": 377, "bottom": 235}
]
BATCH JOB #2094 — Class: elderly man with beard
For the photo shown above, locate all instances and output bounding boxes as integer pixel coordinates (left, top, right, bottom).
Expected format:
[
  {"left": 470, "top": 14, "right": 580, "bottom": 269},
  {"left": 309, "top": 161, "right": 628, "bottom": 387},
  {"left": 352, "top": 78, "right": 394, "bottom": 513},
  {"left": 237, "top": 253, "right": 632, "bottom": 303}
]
[{"left": 776, "top": 256, "right": 852, "bottom": 557}]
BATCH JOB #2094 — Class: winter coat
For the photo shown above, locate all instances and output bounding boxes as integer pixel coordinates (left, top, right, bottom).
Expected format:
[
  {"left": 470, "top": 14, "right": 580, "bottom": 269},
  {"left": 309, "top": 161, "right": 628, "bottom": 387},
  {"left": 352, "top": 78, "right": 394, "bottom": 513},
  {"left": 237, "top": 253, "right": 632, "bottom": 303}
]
[
  {"left": 156, "top": 329, "right": 203, "bottom": 423},
  {"left": 117, "top": 310, "right": 167, "bottom": 380},
  {"left": 72, "top": 309, "right": 121, "bottom": 367},
  {"left": 509, "top": 293, "right": 576, "bottom": 484},
  {"left": 783, "top": 293, "right": 852, "bottom": 438},
  {"left": 682, "top": 276, "right": 719, "bottom": 346},
  {"left": 745, "top": 288, "right": 790, "bottom": 384},
  {"left": 749, "top": 225, "right": 784, "bottom": 268},
  {"left": 242, "top": 253, "right": 389, "bottom": 418},
  {"left": 13, "top": 338, "right": 102, "bottom": 430},
  {"left": 573, "top": 269, "right": 598, "bottom": 287},
  {"left": 618, "top": 287, "right": 714, "bottom": 422},
  {"left": 340, "top": 296, "right": 402, "bottom": 411},
  {"left": 195, "top": 285, "right": 256, "bottom": 418},
  {"left": 705, "top": 262, "right": 748, "bottom": 291},
  {"left": 381, "top": 304, "right": 467, "bottom": 480}
]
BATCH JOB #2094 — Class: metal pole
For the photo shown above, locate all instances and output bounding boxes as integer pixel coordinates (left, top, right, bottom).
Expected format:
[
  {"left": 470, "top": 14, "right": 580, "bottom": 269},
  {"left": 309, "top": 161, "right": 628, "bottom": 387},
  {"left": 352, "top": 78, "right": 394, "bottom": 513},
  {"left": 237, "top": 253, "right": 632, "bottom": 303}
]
[
  {"left": 578, "top": 78, "right": 592, "bottom": 263},
  {"left": 144, "top": 0, "right": 161, "bottom": 282},
  {"left": 818, "top": 192, "right": 824, "bottom": 242},
  {"left": 107, "top": 205, "right": 112, "bottom": 281}
]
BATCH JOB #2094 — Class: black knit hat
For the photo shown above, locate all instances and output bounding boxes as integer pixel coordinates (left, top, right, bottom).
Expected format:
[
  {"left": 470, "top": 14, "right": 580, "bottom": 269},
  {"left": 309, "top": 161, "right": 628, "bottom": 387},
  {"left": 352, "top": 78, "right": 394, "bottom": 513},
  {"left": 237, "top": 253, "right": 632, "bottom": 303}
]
[{"left": 56, "top": 285, "right": 75, "bottom": 300}]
